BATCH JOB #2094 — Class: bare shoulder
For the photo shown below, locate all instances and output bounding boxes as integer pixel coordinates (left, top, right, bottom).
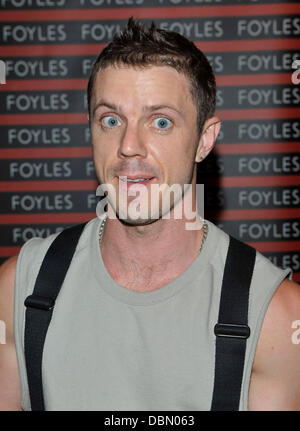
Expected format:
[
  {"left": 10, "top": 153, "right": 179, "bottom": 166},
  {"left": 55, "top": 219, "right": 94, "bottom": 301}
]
[
  {"left": 0, "top": 255, "right": 22, "bottom": 410},
  {"left": 249, "top": 278, "right": 300, "bottom": 410},
  {"left": 0, "top": 255, "right": 19, "bottom": 335}
]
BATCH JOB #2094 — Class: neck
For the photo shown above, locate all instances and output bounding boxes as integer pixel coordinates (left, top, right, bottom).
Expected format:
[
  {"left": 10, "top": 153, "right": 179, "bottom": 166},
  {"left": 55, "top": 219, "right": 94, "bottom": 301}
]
[{"left": 99, "top": 210, "right": 205, "bottom": 292}]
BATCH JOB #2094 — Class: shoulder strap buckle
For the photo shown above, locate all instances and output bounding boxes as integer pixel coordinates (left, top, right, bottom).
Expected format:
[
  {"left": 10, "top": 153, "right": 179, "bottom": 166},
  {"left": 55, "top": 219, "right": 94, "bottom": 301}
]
[
  {"left": 24, "top": 294, "right": 55, "bottom": 311},
  {"left": 214, "top": 323, "right": 250, "bottom": 339}
]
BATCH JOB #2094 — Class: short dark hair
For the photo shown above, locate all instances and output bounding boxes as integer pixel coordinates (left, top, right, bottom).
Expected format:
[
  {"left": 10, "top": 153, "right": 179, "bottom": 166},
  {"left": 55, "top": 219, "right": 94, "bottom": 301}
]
[{"left": 87, "top": 17, "right": 216, "bottom": 137}]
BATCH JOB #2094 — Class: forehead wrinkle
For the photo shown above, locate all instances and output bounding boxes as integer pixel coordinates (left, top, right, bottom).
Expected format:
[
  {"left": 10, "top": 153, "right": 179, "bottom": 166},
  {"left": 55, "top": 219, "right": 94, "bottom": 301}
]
[
  {"left": 92, "top": 98, "right": 120, "bottom": 117},
  {"left": 93, "top": 98, "right": 184, "bottom": 119},
  {"left": 142, "top": 104, "right": 184, "bottom": 118},
  {"left": 92, "top": 67, "right": 190, "bottom": 118}
]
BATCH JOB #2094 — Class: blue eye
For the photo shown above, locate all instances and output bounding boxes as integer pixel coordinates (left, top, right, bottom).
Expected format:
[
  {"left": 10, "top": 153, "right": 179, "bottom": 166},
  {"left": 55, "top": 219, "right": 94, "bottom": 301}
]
[
  {"left": 154, "top": 117, "right": 172, "bottom": 130},
  {"left": 102, "top": 115, "right": 121, "bottom": 128}
]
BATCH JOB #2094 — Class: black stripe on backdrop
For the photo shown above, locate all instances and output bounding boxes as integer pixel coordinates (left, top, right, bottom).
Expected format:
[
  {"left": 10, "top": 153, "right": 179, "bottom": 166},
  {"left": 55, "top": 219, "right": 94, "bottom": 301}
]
[
  {"left": 1, "top": 16, "right": 300, "bottom": 45},
  {"left": 0, "top": 187, "right": 299, "bottom": 213},
  {"left": 1, "top": 85, "right": 300, "bottom": 114},
  {"left": 1, "top": 119, "right": 299, "bottom": 148},
  {"left": 3, "top": 51, "right": 300, "bottom": 78},
  {"left": 0, "top": 153, "right": 299, "bottom": 181}
]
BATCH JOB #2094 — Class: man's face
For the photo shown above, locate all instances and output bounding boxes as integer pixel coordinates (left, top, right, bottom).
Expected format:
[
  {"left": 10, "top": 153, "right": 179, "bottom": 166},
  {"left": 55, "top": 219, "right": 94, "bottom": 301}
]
[{"left": 90, "top": 64, "right": 202, "bottom": 224}]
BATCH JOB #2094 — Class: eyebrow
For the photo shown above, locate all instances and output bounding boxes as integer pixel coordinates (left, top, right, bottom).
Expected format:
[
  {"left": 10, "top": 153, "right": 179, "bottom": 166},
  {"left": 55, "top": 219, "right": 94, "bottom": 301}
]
[{"left": 92, "top": 98, "right": 184, "bottom": 118}]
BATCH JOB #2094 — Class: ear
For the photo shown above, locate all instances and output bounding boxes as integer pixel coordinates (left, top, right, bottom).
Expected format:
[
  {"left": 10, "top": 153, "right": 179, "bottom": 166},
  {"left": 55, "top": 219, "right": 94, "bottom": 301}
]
[{"left": 195, "top": 116, "right": 221, "bottom": 163}]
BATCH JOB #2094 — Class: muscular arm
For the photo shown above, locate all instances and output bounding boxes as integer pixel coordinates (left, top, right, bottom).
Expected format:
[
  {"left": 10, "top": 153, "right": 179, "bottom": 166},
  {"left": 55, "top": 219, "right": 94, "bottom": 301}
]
[
  {"left": 0, "top": 255, "right": 22, "bottom": 410},
  {"left": 249, "top": 278, "right": 300, "bottom": 410}
]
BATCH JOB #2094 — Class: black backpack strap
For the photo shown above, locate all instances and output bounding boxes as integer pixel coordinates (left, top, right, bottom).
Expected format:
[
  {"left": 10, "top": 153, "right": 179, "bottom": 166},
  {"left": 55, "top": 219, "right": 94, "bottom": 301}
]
[
  {"left": 210, "top": 235, "right": 256, "bottom": 411},
  {"left": 24, "top": 222, "right": 87, "bottom": 411}
]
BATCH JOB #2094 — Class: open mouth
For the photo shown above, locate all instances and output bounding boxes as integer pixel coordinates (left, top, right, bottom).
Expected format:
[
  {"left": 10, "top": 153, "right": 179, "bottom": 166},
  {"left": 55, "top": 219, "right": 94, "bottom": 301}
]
[{"left": 117, "top": 176, "right": 155, "bottom": 186}]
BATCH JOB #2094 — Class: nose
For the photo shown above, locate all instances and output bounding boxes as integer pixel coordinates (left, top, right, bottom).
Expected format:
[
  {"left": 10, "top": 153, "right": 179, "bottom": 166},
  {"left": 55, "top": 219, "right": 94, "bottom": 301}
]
[{"left": 118, "top": 122, "right": 147, "bottom": 159}]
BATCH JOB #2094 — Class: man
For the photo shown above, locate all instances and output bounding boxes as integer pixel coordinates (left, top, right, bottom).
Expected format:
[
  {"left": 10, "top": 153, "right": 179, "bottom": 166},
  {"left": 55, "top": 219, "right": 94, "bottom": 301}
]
[{"left": 0, "top": 17, "right": 299, "bottom": 411}]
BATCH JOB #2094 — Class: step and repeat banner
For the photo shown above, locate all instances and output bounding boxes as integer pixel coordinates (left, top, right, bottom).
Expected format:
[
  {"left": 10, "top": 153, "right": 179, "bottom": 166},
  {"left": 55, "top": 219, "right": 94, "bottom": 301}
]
[{"left": 0, "top": 1, "right": 299, "bottom": 281}]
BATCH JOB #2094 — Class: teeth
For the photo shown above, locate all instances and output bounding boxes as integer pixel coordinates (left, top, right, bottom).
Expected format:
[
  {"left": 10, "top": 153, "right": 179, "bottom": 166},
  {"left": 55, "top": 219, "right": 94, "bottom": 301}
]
[{"left": 120, "top": 178, "right": 150, "bottom": 182}]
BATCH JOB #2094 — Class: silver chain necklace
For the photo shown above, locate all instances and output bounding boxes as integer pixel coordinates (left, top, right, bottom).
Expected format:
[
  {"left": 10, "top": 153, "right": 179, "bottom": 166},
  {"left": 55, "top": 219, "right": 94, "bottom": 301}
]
[
  {"left": 99, "top": 217, "right": 208, "bottom": 254},
  {"left": 199, "top": 220, "right": 208, "bottom": 254}
]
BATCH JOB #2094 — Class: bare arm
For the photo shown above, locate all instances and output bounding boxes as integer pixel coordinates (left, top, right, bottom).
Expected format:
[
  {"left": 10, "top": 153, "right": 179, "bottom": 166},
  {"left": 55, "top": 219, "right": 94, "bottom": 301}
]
[
  {"left": 249, "top": 278, "right": 300, "bottom": 410},
  {"left": 0, "top": 255, "right": 22, "bottom": 410}
]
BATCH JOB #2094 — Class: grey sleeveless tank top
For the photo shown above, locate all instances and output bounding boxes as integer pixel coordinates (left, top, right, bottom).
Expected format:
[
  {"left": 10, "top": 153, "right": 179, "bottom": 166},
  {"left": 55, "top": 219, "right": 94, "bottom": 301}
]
[{"left": 14, "top": 217, "right": 292, "bottom": 411}]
